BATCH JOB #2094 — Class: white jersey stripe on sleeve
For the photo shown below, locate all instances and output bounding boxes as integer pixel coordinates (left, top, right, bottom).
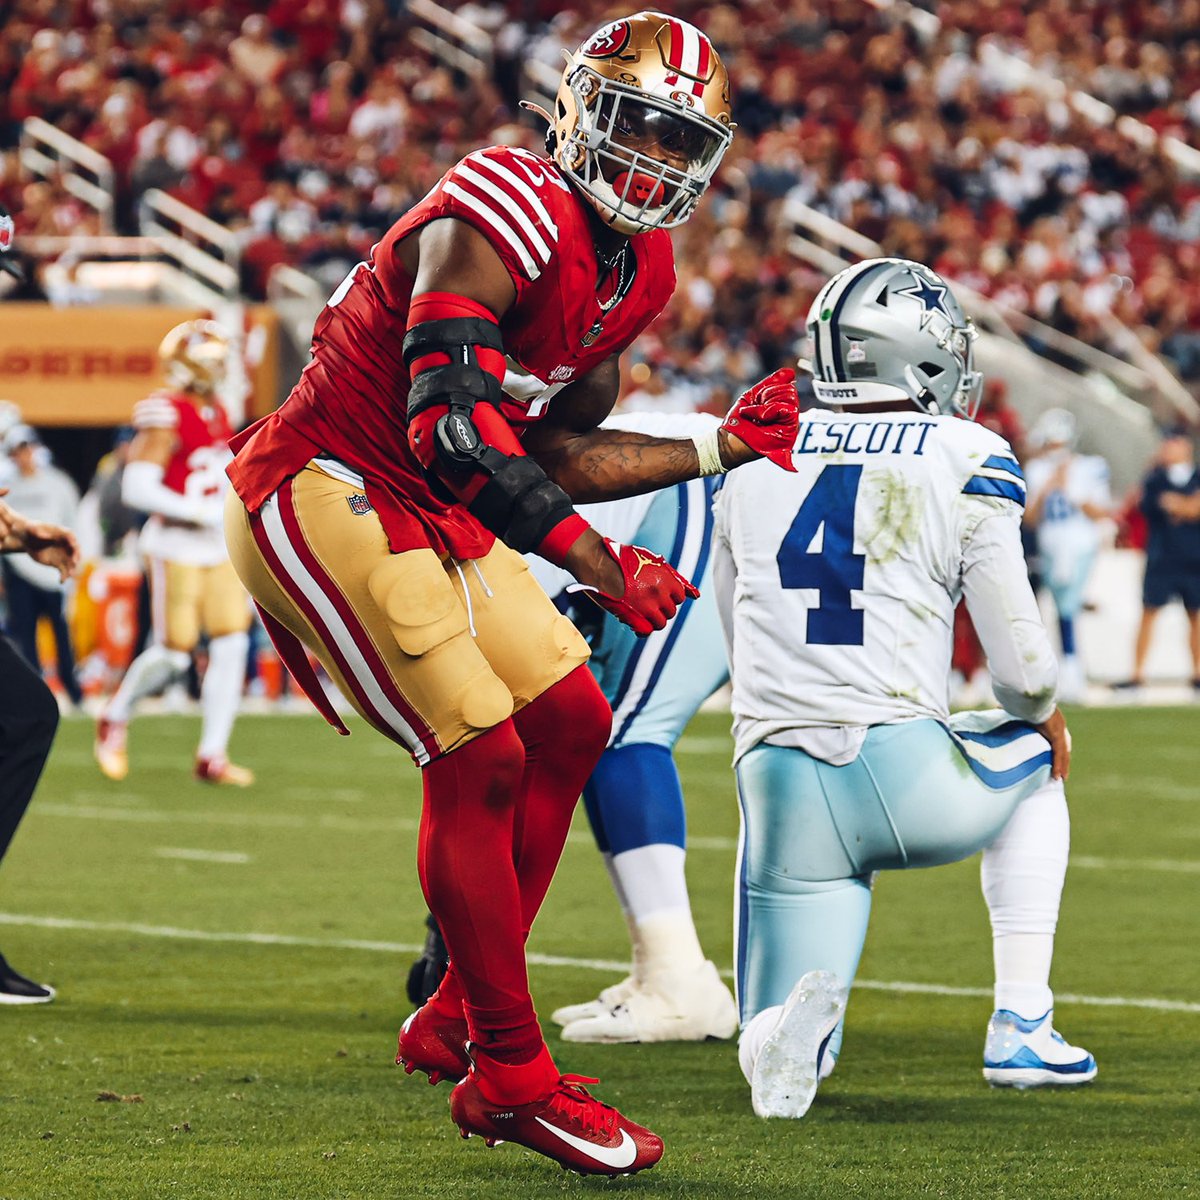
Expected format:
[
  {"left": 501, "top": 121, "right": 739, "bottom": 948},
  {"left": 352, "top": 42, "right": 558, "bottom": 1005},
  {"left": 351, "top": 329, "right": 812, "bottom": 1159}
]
[
  {"left": 466, "top": 153, "right": 560, "bottom": 241},
  {"left": 976, "top": 462, "right": 1026, "bottom": 487},
  {"left": 444, "top": 181, "right": 540, "bottom": 280},
  {"left": 452, "top": 163, "right": 552, "bottom": 265}
]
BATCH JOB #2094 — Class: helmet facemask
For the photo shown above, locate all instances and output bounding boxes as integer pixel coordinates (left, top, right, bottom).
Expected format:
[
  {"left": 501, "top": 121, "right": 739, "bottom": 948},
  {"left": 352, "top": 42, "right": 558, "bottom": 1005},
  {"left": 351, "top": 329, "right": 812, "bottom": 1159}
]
[
  {"left": 561, "top": 66, "right": 732, "bottom": 235},
  {"left": 906, "top": 310, "right": 983, "bottom": 419}
]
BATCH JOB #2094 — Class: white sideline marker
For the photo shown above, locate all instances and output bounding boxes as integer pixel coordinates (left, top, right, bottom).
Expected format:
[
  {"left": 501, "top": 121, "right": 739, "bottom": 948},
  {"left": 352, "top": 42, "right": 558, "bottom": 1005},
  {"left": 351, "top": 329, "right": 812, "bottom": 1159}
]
[
  {"left": 0, "top": 911, "right": 1197, "bottom": 1015},
  {"left": 154, "top": 848, "right": 251, "bottom": 864}
]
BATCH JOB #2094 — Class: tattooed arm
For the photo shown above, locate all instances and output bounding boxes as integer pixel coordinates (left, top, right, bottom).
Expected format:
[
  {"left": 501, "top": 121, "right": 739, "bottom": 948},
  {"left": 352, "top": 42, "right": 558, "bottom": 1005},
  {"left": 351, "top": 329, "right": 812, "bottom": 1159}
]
[{"left": 523, "top": 356, "right": 760, "bottom": 503}]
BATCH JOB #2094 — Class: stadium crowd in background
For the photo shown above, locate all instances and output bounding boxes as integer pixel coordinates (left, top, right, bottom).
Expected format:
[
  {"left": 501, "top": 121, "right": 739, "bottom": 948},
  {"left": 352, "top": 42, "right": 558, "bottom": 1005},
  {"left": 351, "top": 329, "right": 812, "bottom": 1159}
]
[
  {"left": 3, "top": 0, "right": 1200, "bottom": 399},
  {"left": 0, "top": 1, "right": 1198, "bottom": 707}
]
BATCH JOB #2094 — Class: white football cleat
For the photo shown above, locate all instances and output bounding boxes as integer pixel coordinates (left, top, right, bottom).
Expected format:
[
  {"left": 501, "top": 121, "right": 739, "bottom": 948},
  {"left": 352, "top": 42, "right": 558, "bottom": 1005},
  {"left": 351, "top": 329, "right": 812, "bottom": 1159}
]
[
  {"left": 194, "top": 756, "right": 255, "bottom": 787},
  {"left": 983, "top": 1008, "right": 1097, "bottom": 1089},
  {"left": 560, "top": 961, "right": 738, "bottom": 1044},
  {"left": 751, "top": 970, "right": 847, "bottom": 1119},
  {"left": 551, "top": 975, "right": 636, "bottom": 1028},
  {"left": 94, "top": 716, "right": 129, "bottom": 781}
]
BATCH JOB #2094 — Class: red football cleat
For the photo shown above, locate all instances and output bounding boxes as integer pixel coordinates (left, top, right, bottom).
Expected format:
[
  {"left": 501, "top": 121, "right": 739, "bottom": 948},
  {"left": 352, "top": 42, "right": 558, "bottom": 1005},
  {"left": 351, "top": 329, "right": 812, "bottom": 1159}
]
[
  {"left": 450, "top": 1046, "right": 664, "bottom": 1176},
  {"left": 395, "top": 1005, "right": 471, "bottom": 1085}
]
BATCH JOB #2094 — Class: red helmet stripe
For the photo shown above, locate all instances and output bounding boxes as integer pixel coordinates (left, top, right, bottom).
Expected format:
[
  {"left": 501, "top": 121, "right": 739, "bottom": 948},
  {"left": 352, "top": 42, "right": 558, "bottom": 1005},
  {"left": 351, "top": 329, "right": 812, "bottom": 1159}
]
[
  {"left": 666, "top": 16, "right": 684, "bottom": 73},
  {"left": 695, "top": 33, "right": 711, "bottom": 79}
]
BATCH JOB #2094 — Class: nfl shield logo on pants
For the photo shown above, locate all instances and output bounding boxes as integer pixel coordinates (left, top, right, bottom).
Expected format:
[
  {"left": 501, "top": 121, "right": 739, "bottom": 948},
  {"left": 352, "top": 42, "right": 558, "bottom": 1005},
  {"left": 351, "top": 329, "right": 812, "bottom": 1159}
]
[{"left": 346, "top": 493, "right": 373, "bottom": 516}]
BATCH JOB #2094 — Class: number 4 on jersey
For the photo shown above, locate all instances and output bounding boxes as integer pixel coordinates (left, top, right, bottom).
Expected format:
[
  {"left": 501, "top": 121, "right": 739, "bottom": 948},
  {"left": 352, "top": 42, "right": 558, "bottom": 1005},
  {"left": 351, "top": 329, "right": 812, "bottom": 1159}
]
[{"left": 776, "top": 464, "right": 865, "bottom": 646}]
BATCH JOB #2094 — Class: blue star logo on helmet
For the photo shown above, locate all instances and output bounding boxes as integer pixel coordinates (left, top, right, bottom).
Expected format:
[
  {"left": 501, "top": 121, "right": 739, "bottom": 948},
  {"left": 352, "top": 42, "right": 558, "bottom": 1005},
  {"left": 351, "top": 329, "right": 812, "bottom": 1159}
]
[{"left": 896, "top": 276, "right": 951, "bottom": 324}]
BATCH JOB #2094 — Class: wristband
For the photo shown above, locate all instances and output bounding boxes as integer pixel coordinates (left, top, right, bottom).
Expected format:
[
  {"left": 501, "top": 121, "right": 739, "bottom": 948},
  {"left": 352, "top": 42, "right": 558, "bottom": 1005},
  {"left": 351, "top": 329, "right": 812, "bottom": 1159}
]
[
  {"left": 537, "top": 512, "right": 591, "bottom": 567},
  {"left": 692, "top": 429, "right": 728, "bottom": 477}
]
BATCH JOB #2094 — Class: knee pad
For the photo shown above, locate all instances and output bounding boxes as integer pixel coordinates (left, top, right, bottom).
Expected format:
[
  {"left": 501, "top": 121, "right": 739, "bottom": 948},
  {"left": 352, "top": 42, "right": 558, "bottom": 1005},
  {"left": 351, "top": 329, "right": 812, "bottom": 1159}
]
[
  {"left": 368, "top": 554, "right": 465, "bottom": 657},
  {"left": 368, "top": 552, "right": 512, "bottom": 732}
]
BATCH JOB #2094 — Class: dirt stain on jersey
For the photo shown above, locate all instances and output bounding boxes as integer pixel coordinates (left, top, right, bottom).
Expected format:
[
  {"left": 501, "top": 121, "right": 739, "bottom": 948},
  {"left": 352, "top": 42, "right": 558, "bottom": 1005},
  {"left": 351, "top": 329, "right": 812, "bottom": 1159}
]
[{"left": 861, "top": 469, "right": 926, "bottom": 565}]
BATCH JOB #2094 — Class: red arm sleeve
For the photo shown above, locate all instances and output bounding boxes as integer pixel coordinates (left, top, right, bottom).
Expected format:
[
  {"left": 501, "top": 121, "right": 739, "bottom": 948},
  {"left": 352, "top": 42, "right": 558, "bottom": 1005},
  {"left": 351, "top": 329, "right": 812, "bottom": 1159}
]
[{"left": 404, "top": 291, "right": 589, "bottom": 566}]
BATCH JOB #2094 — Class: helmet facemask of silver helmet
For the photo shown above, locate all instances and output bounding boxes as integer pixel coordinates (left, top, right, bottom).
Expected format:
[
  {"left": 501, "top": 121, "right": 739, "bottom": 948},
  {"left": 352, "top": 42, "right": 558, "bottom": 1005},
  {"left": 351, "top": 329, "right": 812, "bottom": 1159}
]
[
  {"left": 563, "top": 67, "right": 732, "bottom": 233},
  {"left": 805, "top": 258, "right": 983, "bottom": 419}
]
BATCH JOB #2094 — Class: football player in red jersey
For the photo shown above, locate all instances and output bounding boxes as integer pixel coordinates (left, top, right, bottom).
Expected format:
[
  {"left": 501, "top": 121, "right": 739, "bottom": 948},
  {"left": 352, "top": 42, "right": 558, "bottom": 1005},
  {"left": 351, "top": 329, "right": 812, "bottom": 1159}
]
[
  {"left": 95, "top": 320, "right": 254, "bottom": 787},
  {"left": 224, "top": 12, "right": 799, "bottom": 1175}
]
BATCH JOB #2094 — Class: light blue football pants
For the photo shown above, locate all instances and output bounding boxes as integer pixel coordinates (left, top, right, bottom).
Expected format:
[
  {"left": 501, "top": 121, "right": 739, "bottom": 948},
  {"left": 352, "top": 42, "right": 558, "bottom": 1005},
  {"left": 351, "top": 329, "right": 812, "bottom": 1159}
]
[
  {"left": 734, "top": 714, "right": 1054, "bottom": 1028},
  {"left": 580, "top": 478, "right": 728, "bottom": 856}
]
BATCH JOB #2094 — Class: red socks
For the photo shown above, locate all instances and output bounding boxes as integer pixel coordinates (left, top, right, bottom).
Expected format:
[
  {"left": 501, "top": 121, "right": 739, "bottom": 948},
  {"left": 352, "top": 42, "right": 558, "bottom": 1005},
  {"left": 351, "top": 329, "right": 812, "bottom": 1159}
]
[
  {"left": 510, "top": 666, "right": 611, "bottom": 937},
  {"left": 416, "top": 667, "right": 610, "bottom": 1073}
]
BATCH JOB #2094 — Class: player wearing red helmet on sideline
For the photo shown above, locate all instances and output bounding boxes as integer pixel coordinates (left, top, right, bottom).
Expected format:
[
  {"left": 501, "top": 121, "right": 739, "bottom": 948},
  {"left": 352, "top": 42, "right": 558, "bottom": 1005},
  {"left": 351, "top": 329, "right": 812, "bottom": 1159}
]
[{"left": 224, "top": 11, "right": 799, "bottom": 1175}]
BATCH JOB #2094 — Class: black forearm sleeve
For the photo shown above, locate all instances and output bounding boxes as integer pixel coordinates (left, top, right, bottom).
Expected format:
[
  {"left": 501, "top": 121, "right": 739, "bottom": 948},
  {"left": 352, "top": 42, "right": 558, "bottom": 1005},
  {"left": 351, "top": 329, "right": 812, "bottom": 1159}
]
[{"left": 469, "top": 455, "right": 576, "bottom": 554}]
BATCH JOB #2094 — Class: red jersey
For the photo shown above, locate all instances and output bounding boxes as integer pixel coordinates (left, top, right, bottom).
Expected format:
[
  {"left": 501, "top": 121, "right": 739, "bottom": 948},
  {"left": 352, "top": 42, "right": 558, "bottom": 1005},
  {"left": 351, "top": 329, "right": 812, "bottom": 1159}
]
[
  {"left": 133, "top": 389, "right": 234, "bottom": 499},
  {"left": 133, "top": 389, "right": 235, "bottom": 566},
  {"left": 228, "top": 145, "right": 677, "bottom": 559}
]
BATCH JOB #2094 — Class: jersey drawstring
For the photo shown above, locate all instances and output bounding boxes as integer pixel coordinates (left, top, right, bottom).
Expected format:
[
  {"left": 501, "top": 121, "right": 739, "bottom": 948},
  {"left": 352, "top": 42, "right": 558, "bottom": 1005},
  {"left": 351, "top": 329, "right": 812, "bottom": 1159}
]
[
  {"left": 452, "top": 560, "right": 477, "bottom": 638},
  {"left": 451, "top": 559, "right": 493, "bottom": 639},
  {"left": 471, "top": 560, "right": 494, "bottom": 599}
]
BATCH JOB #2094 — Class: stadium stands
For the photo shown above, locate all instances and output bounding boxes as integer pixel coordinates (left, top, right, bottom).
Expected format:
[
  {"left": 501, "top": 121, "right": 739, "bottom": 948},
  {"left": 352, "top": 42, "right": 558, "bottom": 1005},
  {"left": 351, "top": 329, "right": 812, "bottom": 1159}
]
[{"left": 3, "top": 0, "right": 1200, "bottom": 404}]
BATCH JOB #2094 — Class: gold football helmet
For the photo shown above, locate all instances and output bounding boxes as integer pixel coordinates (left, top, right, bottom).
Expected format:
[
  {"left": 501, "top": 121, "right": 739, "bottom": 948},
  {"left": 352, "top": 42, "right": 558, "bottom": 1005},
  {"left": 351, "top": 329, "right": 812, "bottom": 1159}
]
[
  {"left": 547, "top": 11, "right": 734, "bottom": 235},
  {"left": 158, "top": 319, "right": 230, "bottom": 395}
]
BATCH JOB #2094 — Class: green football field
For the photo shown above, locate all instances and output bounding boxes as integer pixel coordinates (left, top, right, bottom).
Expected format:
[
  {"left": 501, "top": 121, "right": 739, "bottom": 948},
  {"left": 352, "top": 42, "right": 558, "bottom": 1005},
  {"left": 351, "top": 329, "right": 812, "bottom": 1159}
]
[{"left": 1, "top": 708, "right": 1197, "bottom": 1199}]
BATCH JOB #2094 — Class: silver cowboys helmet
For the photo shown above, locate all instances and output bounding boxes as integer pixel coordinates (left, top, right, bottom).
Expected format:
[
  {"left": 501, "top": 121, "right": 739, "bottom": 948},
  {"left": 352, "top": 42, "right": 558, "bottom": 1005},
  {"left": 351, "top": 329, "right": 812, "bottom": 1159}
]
[
  {"left": 805, "top": 258, "right": 983, "bottom": 418},
  {"left": 1029, "top": 406, "right": 1078, "bottom": 450}
]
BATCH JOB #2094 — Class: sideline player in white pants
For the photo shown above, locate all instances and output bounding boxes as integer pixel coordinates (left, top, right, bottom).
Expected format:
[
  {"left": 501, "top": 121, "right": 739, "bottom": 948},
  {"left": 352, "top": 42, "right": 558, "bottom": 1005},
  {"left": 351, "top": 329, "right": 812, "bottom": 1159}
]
[
  {"left": 95, "top": 321, "right": 253, "bottom": 786},
  {"left": 1023, "top": 408, "right": 1112, "bottom": 702},
  {"left": 532, "top": 411, "right": 737, "bottom": 1043},
  {"left": 715, "top": 258, "right": 1095, "bottom": 1119}
]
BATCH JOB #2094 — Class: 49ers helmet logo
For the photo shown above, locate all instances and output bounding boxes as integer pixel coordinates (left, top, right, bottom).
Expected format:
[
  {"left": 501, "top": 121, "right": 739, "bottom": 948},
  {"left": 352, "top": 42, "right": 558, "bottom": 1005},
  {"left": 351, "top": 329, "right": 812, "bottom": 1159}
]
[{"left": 581, "top": 20, "right": 631, "bottom": 59}]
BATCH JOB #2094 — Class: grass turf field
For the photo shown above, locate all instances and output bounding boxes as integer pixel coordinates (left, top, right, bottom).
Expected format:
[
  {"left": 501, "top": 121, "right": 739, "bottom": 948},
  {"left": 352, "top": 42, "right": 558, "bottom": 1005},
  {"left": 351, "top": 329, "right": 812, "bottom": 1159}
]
[{"left": 0, "top": 708, "right": 1197, "bottom": 1200}]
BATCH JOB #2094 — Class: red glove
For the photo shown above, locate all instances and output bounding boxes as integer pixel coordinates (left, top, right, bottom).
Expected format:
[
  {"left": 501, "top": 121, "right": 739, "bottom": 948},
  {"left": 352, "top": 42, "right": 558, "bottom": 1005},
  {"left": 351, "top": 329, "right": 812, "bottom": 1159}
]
[
  {"left": 579, "top": 538, "right": 700, "bottom": 637},
  {"left": 721, "top": 367, "right": 800, "bottom": 472}
]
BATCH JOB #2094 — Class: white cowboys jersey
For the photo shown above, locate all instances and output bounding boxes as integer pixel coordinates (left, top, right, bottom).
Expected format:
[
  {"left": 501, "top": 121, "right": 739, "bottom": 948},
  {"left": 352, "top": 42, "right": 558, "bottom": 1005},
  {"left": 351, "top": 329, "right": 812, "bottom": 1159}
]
[{"left": 712, "top": 409, "right": 1058, "bottom": 764}]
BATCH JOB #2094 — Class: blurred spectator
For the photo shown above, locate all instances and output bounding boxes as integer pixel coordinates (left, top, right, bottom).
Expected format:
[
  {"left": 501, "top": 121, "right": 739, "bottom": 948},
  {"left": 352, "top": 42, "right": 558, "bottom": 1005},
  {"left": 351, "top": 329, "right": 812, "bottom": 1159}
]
[
  {"left": 90, "top": 427, "right": 142, "bottom": 558},
  {"left": 1120, "top": 429, "right": 1200, "bottom": 690},
  {"left": 0, "top": 424, "right": 83, "bottom": 706},
  {"left": 1024, "top": 408, "right": 1113, "bottom": 702},
  {"left": 975, "top": 378, "right": 1027, "bottom": 457},
  {"left": 229, "top": 14, "right": 287, "bottom": 88}
]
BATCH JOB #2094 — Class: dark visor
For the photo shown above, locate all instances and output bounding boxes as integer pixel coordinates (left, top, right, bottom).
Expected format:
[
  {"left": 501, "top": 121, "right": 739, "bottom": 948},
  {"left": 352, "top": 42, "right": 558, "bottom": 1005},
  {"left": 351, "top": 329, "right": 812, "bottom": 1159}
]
[{"left": 601, "top": 94, "right": 723, "bottom": 169}]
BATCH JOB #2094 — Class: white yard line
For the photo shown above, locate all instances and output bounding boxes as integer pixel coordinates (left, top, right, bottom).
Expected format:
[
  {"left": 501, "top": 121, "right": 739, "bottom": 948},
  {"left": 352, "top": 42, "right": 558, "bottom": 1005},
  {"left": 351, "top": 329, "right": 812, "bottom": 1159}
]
[
  {"left": 36, "top": 805, "right": 1200, "bottom": 873},
  {"left": 1, "top": 910, "right": 1197, "bottom": 1015},
  {"left": 154, "top": 848, "right": 252, "bottom": 864},
  {"left": 1073, "top": 855, "right": 1200, "bottom": 874},
  {"left": 36, "top": 804, "right": 419, "bottom": 834},
  {"left": 1084, "top": 779, "right": 1198, "bottom": 802}
]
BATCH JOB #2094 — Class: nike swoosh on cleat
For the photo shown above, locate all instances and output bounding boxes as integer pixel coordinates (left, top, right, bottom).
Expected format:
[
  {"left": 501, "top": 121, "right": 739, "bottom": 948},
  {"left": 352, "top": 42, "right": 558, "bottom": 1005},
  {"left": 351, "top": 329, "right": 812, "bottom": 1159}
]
[{"left": 532, "top": 1120, "right": 638, "bottom": 1170}]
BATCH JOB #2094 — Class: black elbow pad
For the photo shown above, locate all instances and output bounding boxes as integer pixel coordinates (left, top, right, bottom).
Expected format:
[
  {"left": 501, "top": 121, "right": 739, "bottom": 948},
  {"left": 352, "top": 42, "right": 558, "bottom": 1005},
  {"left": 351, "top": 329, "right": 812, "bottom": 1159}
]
[
  {"left": 468, "top": 455, "right": 576, "bottom": 554},
  {"left": 403, "top": 316, "right": 505, "bottom": 421}
]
